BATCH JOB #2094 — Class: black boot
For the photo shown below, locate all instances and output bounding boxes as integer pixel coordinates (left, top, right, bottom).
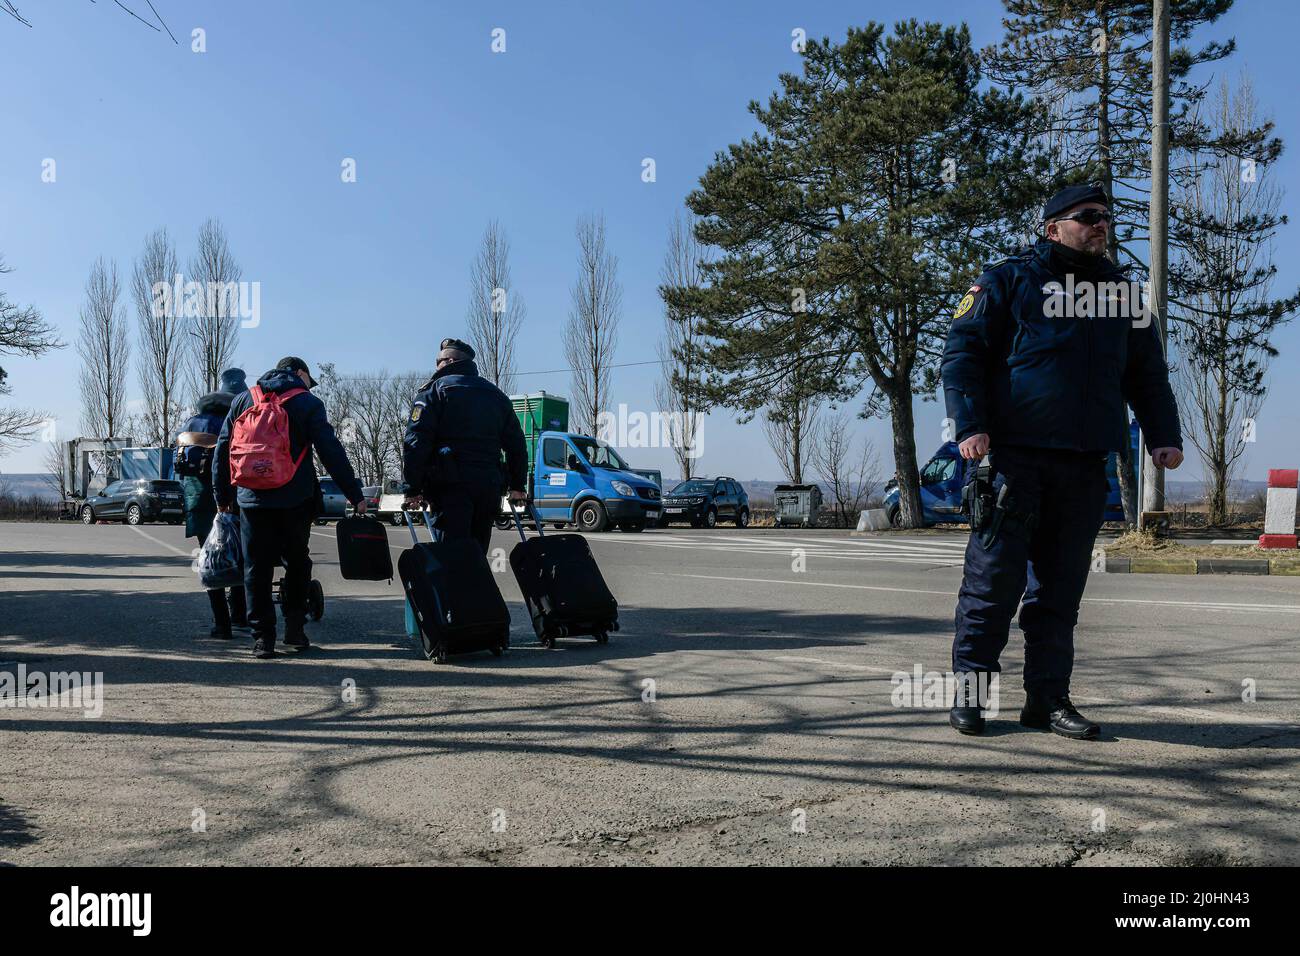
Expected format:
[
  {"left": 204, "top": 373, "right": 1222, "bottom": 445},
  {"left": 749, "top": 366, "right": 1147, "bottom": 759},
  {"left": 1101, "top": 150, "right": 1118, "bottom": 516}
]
[
  {"left": 283, "top": 620, "right": 310, "bottom": 651},
  {"left": 1020, "top": 693, "right": 1099, "bottom": 739},
  {"left": 228, "top": 586, "right": 248, "bottom": 628},
  {"left": 949, "top": 672, "right": 987, "bottom": 736},
  {"left": 207, "top": 589, "right": 233, "bottom": 639}
]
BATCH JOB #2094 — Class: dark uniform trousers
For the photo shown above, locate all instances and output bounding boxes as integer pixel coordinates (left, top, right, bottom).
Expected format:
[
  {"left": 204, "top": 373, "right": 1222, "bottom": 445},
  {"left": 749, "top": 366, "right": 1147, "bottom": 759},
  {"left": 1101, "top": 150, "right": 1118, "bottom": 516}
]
[
  {"left": 952, "top": 445, "right": 1109, "bottom": 697},
  {"left": 428, "top": 482, "right": 502, "bottom": 555},
  {"left": 241, "top": 500, "right": 315, "bottom": 638}
]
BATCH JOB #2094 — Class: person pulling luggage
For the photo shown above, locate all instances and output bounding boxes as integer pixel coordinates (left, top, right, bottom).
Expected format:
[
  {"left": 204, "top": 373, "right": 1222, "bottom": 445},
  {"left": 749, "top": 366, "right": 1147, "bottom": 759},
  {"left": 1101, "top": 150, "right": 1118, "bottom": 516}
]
[
  {"left": 176, "top": 368, "right": 248, "bottom": 639},
  {"left": 401, "top": 338, "right": 528, "bottom": 553},
  {"left": 214, "top": 357, "right": 367, "bottom": 659}
]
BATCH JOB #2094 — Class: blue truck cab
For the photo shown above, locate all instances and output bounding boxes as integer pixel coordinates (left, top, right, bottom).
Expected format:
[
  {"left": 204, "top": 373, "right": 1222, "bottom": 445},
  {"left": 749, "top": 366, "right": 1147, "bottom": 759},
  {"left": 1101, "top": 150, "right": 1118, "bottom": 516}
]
[
  {"left": 531, "top": 431, "right": 662, "bottom": 532},
  {"left": 508, "top": 392, "right": 661, "bottom": 533},
  {"left": 884, "top": 423, "right": 1140, "bottom": 527}
]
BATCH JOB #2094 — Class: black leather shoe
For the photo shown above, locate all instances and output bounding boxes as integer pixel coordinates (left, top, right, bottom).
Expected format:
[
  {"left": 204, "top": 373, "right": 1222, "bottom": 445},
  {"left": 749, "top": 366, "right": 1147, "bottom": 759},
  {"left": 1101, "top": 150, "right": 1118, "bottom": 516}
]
[
  {"left": 252, "top": 636, "right": 277, "bottom": 659},
  {"left": 949, "top": 706, "right": 985, "bottom": 735},
  {"left": 283, "top": 625, "right": 310, "bottom": 651},
  {"left": 1020, "top": 694, "right": 1099, "bottom": 739},
  {"left": 209, "top": 625, "right": 234, "bottom": 640}
]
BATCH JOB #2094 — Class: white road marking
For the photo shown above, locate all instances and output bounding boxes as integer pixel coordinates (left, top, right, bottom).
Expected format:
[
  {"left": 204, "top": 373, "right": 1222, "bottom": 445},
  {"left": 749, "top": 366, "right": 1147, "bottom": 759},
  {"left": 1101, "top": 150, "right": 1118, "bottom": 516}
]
[
  {"left": 657, "top": 571, "right": 1300, "bottom": 615},
  {"left": 128, "top": 525, "right": 194, "bottom": 558}
]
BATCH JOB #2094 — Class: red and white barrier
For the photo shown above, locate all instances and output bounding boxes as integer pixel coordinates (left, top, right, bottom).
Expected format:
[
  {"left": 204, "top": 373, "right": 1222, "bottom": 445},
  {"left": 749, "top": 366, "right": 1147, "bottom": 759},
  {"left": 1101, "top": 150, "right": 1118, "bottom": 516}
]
[{"left": 1259, "top": 469, "right": 1298, "bottom": 549}]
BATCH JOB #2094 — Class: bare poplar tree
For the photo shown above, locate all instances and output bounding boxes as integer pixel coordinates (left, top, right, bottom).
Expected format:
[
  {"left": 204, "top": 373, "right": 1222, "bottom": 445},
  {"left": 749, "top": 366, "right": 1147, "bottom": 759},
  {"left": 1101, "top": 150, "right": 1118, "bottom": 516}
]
[
  {"left": 811, "top": 412, "right": 881, "bottom": 527},
  {"left": 654, "top": 212, "right": 708, "bottom": 480},
  {"left": 186, "top": 218, "right": 241, "bottom": 395},
  {"left": 77, "top": 257, "right": 131, "bottom": 440},
  {"left": 132, "top": 228, "right": 184, "bottom": 443},
  {"left": 564, "top": 214, "right": 622, "bottom": 437},
  {"left": 466, "top": 221, "right": 524, "bottom": 393}
]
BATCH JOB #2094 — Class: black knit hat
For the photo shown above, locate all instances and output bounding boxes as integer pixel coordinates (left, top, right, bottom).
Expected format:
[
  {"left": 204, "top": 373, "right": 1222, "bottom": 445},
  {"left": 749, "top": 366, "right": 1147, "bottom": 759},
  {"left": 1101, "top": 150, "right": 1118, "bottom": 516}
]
[{"left": 1042, "top": 183, "right": 1109, "bottom": 222}]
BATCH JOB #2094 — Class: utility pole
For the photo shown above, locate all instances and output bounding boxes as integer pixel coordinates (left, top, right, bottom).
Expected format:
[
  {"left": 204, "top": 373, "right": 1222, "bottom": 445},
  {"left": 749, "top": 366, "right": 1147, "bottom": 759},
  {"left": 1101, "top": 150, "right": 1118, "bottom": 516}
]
[{"left": 1143, "top": 0, "right": 1171, "bottom": 515}]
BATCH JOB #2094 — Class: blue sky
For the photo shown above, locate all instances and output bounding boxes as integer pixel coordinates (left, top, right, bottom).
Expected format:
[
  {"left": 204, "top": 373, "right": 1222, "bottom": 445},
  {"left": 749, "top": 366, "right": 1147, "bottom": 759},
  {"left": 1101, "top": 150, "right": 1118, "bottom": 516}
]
[{"left": 2, "top": 0, "right": 1298, "bottom": 483}]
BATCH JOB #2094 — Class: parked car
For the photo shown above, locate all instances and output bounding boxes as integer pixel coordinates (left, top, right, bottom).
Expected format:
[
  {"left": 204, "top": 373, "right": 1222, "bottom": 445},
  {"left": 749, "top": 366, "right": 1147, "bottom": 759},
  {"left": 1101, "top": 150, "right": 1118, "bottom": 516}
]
[
  {"left": 316, "top": 477, "right": 348, "bottom": 525},
  {"left": 883, "top": 425, "right": 1139, "bottom": 527},
  {"left": 80, "top": 479, "right": 185, "bottom": 526},
  {"left": 660, "top": 476, "right": 749, "bottom": 528}
]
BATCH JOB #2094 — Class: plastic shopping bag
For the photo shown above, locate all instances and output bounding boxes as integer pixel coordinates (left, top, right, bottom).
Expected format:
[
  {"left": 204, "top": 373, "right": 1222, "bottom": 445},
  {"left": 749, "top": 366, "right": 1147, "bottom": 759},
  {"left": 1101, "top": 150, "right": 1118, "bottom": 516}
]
[{"left": 193, "top": 512, "right": 244, "bottom": 589}]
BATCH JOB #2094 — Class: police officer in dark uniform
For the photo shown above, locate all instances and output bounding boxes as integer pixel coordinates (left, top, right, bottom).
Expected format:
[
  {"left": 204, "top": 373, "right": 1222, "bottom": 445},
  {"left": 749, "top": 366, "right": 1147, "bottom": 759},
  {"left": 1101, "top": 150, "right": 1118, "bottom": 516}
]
[
  {"left": 401, "top": 338, "right": 528, "bottom": 553},
  {"left": 941, "top": 183, "right": 1184, "bottom": 740}
]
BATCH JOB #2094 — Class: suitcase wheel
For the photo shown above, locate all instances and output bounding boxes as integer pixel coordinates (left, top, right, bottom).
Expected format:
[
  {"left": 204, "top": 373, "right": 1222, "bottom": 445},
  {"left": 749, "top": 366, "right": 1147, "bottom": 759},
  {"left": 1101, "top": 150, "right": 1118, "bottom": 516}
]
[
  {"left": 309, "top": 580, "right": 324, "bottom": 621},
  {"left": 595, "top": 631, "right": 609, "bottom": 645},
  {"left": 490, "top": 645, "right": 505, "bottom": 657},
  {"left": 434, "top": 645, "right": 450, "bottom": 665}
]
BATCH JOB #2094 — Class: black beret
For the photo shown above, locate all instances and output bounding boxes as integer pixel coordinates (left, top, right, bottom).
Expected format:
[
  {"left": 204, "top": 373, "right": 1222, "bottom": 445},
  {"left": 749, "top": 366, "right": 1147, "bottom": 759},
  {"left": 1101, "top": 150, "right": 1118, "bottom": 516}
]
[
  {"left": 440, "top": 338, "right": 475, "bottom": 360},
  {"left": 1043, "top": 183, "right": 1108, "bottom": 221}
]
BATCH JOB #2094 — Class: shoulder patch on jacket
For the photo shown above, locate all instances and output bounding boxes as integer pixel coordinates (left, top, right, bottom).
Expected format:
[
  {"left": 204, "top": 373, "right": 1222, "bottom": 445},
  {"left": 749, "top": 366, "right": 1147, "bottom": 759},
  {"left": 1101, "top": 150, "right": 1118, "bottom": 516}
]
[
  {"left": 954, "top": 285, "right": 982, "bottom": 319},
  {"left": 409, "top": 401, "right": 425, "bottom": 423}
]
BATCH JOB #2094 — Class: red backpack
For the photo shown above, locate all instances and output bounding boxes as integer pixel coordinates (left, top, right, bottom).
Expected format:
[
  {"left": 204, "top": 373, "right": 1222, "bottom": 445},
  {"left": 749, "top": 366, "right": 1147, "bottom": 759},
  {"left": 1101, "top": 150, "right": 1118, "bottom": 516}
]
[{"left": 229, "top": 385, "right": 309, "bottom": 489}]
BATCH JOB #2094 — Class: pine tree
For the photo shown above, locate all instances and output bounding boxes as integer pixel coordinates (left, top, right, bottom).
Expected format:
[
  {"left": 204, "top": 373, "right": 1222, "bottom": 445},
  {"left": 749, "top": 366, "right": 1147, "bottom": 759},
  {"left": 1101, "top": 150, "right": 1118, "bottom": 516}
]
[{"left": 665, "top": 21, "right": 1048, "bottom": 527}]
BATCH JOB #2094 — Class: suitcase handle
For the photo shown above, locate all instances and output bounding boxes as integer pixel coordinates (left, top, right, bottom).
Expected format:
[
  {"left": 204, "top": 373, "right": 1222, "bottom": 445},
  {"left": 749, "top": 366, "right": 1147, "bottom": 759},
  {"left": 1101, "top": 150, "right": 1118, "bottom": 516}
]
[
  {"left": 402, "top": 509, "right": 441, "bottom": 545},
  {"left": 507, "top": 498, "right": 543, "bottom": 542}
]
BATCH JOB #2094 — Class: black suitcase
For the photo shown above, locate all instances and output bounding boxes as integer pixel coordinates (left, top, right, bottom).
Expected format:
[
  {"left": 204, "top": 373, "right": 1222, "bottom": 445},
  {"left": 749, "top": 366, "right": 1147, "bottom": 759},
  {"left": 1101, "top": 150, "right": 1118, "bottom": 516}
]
[
  {"left": 397, "top": 510, "right": 510, "bottom": 664},
  {"left": 336, "top": 516, "right": 394, "bottom": 581},
  {"left": 508, "top": 502, "right": 619, "bottom": 648}
]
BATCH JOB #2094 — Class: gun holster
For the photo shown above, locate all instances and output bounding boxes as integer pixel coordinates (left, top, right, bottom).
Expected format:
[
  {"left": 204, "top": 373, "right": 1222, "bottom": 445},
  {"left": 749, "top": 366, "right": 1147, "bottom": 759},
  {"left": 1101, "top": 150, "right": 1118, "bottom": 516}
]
[
  {"left": 972, "top": 460, "right": 1040, "bottom": 548},
  {"left": 962, "top": 463, "right": 995, "bottom": 533}
]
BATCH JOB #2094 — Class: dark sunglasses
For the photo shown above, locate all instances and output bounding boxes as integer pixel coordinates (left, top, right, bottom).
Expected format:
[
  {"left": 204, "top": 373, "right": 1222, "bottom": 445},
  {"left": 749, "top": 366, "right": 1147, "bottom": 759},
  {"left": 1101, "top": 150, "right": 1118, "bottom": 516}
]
[{"left": 1053, "top": 208, "right": 1112, "bottom": 226}]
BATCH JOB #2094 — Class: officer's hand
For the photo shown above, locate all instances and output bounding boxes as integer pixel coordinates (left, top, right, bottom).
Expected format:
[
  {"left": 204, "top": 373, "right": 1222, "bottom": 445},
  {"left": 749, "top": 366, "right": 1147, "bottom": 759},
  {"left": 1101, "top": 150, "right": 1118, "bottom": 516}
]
[
  {"left": 353, "top": 499, "right": 369, "bottom": 515},
  {"left": 959, "top": 433, "right": 990, "bottom": 460},
  {"left": 218, "top": 504, "right": 232, "bottom": 514},
  {"left": 403, "top": 494, "right": 425, "bottom": 511},
  {"left": 507, "top": 489, "right": 528, "bottom": 503},
  {"left": 1151, "top": 447, "right": 1184, "bottom": 470}
]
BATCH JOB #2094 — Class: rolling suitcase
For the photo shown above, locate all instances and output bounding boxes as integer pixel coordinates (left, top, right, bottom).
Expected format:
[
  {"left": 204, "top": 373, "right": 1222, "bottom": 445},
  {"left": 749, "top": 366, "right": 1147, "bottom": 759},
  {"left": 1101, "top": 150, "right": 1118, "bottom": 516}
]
[
  {"left": 508, "top": 502, "right": 619, "bottom": 648},
  {"left": 336, "top": 516, "right": 394, "bottom": 581},
  {"left": 397, "top": 509, "right": 510, "bottom": 664}
]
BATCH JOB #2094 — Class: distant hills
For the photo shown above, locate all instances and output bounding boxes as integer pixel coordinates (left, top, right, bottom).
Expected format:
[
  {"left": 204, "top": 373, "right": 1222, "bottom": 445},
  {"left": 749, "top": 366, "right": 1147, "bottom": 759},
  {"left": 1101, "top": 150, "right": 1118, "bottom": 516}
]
[{"left": 0, "top": 473, "right": 59, "bottom": 501}]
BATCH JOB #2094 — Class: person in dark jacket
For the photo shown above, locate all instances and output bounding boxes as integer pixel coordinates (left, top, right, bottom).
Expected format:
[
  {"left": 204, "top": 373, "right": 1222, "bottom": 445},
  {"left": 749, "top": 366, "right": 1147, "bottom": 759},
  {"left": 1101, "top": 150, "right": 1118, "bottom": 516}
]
[
  {"left": 177, "top": 368, "right": 248, "bottom": 639},
  {"left": 940, "top": 183, "right": 1183, "bottom": 740},
  {"left": 214, "top": 357, "right": 367, "bottom": 658},
  {"left": 402, "top": 338, "right": 528, "bottom": 554}
]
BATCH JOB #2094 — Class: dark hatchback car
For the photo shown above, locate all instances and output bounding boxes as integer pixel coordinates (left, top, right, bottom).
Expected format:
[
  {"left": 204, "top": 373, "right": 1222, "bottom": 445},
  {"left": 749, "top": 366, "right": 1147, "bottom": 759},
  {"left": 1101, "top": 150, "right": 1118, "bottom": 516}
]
[
  {"left": 315, "top": 477, "right": 349, "bottom": 525},
  {"left": 80, "top": 479, "right": 185, "bottom": 526},
  {"left": 660, "top": 476, "right": 750, "bottom": 528}
]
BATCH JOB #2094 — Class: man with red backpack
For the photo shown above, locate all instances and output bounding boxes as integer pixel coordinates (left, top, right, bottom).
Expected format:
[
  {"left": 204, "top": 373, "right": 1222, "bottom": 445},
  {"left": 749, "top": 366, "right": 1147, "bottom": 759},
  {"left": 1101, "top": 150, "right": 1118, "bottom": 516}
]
[{"left": 214, "top": 357, "right": 367, "bottom": 659}]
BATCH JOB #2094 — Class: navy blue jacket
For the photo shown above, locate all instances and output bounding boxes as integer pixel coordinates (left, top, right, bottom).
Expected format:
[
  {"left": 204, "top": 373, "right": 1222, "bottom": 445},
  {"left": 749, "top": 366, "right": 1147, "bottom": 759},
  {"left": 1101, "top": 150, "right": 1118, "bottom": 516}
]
[
  {"left": 214, "top": 369, "right": 364, "bottom": 510},
  {"left": 402, "top": 359, "right": 528, "bottom": 496},
  {"left": 941, "top": 240, "right": 1182, "bottom": 454}
]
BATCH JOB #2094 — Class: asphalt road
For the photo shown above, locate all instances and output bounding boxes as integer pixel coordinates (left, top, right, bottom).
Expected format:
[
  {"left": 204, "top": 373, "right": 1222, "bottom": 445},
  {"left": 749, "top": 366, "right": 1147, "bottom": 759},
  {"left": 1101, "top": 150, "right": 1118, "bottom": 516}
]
[{"left": 2, "top": 518, "right": 1297, "bottom": 866}]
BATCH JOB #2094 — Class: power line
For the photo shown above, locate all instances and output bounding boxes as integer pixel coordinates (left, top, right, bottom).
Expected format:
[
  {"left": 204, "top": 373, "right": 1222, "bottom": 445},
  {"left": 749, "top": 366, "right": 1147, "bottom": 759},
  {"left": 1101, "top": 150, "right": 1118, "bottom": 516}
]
[{"left": 333, "top": 358, "right": 670, "bottom": 383}]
